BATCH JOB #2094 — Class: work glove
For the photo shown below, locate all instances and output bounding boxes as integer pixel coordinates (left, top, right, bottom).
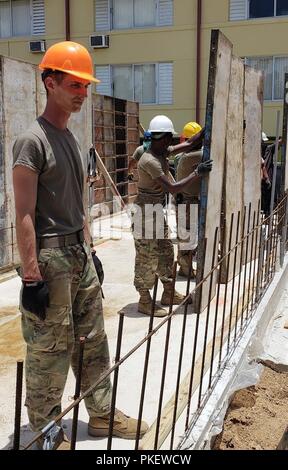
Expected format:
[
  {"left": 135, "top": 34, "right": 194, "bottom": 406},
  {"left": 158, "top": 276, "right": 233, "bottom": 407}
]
[
  {"left": 91, "top": 251, "right": 104, "bottom": 285},
  {"left": 22, "top": 280, "right": 50, "bottom": 321},
  {"left": 196, "top": 159, "right": 213, "bottom": 176}
]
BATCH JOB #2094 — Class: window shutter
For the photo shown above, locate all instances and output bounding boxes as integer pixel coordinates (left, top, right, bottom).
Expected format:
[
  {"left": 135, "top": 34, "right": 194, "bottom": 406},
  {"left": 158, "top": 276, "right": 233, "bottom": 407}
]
[
  {"left": 158, "top": 0, "right": 173, "bottom": 26},
  {"left": 32, "top": 0, "right": 45, "bottom": 35},
  {"left": 158, "top": 63, "right": 173, "bottom": 104},
  {"left": 96, "top": 66, "right": 112, "bottom": 96},
  {"left": 95, "top": 0, "right": 110, "bottom": 31},
  {"left": 229, "top": 0, "right": 247, "bottom": 21}
]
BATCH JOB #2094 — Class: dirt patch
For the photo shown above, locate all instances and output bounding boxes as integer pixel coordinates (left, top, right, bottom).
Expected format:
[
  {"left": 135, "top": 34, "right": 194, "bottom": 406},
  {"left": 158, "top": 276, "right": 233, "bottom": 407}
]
[
  {"left": 213, "top": 366, "right": 288, "bottom": 450},
  {"left": 0, "top": 317, "right": 25, "bottom": 374}
]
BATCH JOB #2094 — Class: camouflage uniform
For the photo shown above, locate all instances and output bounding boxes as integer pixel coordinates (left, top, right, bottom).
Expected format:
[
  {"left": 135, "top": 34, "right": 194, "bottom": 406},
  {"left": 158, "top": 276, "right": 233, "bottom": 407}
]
[
  {"left": 132, "top": 149, "right": 174, "bottom": 291},
  {"left": 21, "top": 243, "right": 111, "bottom": 431},
  {"left": 133, "top": 197, "right": 174, "bottom": 291},
  {"left": 175, "top": 149, "right": 203, "bottom": 275}
]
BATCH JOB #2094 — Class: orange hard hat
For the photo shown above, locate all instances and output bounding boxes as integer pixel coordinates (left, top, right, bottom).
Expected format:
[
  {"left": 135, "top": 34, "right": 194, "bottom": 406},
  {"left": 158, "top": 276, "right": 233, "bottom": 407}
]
[{"left": 39, "top": 41, "right": 100, "bottom": 83}]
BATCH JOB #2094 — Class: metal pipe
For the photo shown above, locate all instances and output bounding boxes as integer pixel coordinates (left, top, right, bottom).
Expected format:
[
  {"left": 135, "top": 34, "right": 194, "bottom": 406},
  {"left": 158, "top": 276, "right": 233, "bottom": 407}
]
[
  {"left": 196, "top": 0, "right": 202, "bottom": 123},
  {"left": 13, "top": 361, "right": 23, "bottom": 450},
  {"left": 70, "top": 337, "right": 86, "bottom": 450},
  {"left": 65, "top": 0, "right": 71, "bottom": 41}
]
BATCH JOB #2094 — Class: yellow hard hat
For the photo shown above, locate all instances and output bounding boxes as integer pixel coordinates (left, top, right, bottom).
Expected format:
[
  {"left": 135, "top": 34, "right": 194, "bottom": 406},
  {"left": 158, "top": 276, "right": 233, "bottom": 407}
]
[
  {"left": 182, "top": 122, "right": 202, "bottom": 139},
  {"left": 39, "top": 41, "right": 100, "bottom": 83}
]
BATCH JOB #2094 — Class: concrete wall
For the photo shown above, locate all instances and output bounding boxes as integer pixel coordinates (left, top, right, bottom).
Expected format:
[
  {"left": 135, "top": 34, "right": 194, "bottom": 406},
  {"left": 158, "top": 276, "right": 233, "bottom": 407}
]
[
  {"left": 0, "top": 55, "right": 92, "bottom": 268},
  {"left": 0, "top": 1, "right": 286, "bottom": 135}
]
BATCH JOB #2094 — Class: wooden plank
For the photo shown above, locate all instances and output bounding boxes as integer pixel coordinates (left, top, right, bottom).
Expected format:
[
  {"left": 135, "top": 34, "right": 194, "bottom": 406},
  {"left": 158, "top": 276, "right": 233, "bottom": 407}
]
[
  {"left": 281, "top": 73, "right": 288, "bottom": 193},
  {"left": 196, "top": 30, "right": 232, "bottom": 312},
  {"left": 243, "top": 66, "right": 263, "bottom": 260},
  {"left": 221, "top": 56, "right": 244, "bottom": 283}
]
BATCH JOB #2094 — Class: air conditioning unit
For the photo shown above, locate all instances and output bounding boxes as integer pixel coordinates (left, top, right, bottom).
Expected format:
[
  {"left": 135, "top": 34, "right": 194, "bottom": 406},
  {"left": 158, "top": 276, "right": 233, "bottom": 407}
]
[
  {"left": 29, "top": 40, "right": 46, "bottom": 53},
  {"left": 90, "top": 35, "right": 109, "bottom": 49}
]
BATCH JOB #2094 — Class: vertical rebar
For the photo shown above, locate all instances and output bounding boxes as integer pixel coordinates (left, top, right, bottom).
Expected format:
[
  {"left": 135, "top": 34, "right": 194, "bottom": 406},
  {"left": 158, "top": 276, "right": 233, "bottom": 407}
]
[
  {"left": 107, "top": 312, "right": 125, "bottom": 450},
  {"left": 13, "top": 361, "right": 23, "bottom": 450},
  {"left": 236, "top": 206, "right": 246, "bottom": 332},
  {"left": 11, "top": 223, "right": 14, "bottom": 266},
  {"left": 184, "top": 240, "right": 207, "bottom": 431},
  {"left": 198, "top": 227, "right": 218, "bottom": 408},
  {"left": 154, "top": 262, "right": 177, "bottom": 450},
  {"left": 170, "top": 253, "right": 193, "bottom": 450},
  {"left": 251, "top": 203, "right": 260, "bottom": 308},
  {"left": 280, "top": 196, "right": 288, "bottom": 266},
  {"left": 245, "top": 211, "right": 256, "bottom": 321},
  {"left": 70, "top": 337, "right": 86, "bottom": 450},
  {"left": 240, "top": 203, "right": 251, "bottom": 327},
  {"left": 218, "top": 213, "right": 234, "bottom": 366},
  {"left": 226, "top": 211, "right": 241, "bottom": 353},
  {"left": 209, "top": 219, "right": 226, "bottom": 387},
  {"left": 135, "top": 275, "right": 159, "bottom": 450}
]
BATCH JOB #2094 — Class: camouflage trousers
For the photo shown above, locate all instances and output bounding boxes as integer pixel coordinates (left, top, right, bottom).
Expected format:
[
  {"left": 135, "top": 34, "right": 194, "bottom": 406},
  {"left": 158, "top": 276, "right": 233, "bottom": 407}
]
[
  {"left": 132, "top": 203, "right": 174, "bottom": 291},
  {"left": 176, "top": 200, "right": 198, "bottom": 273},
  {"left": 20, "top": 243, "right": 112, "bottom": 431}
]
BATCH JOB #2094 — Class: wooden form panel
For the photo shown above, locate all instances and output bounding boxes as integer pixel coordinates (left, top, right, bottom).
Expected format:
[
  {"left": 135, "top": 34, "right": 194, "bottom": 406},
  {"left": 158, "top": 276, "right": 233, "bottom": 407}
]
[
  {"left": 243, "top": 66, "right": 263, "bottom": 258},
  {"left": 282, "top": 74, "right": 288, "bottom": 193},
  {"left": 221, "top": 56, "right": 244, "bottom": 283},
  {"left": 196, "top": 30, "right": 232, "bottom": 312},
  {"left": 92, "top": 94, "right": 139, "bottom": 212}
]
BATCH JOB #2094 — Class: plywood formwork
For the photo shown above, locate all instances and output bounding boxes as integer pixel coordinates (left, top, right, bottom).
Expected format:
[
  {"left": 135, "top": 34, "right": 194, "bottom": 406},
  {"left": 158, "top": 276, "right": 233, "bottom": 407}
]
[
  {"left": 91, "top": 94, "right": 139, "bottom": 214},
  {"left": 243, "top": 66, "right": 263, "bottom": 260},
  {"left": 282, "top": 74, "right": 288, "bottom": 193},
  {"left": 196, "top": 30, "right": 232, "bottom": 312},
  {"left": 0, "top": 55, "right": 92, "bottom": 269},
  {"left": 220, "top": 56, "right": 244, "bottom": 283}
]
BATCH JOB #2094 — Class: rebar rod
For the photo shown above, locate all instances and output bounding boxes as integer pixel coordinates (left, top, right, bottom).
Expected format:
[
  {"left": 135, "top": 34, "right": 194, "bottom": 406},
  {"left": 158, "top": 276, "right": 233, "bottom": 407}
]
[
  {"left": 154, "top": 262, "right": 177, "bottom": 450},
  {"left": 107, "top": 312, "right": 125, "bottom": 450},
  {"left": 13, "top": 361, "right": 23, "bottom": 451},
  {"left": 135, "top": 275, "right": 159, "bottom": 450},
  {"left": 70, "top": 337, "right": 86, "bottom": 450}
]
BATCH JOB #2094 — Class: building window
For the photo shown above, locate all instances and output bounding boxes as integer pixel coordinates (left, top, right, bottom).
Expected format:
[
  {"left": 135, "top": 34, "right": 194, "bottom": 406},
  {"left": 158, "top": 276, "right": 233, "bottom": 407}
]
[
  {"left": 95, "top": 0, "right": 173, "bottom": 31},
  {"left": 96, "top": 63, "right": 173, "bottom": 105},
  {"left": 246, "top": 56, "right": 288, "bottom": 100},
  {"left": 249, "top": 0, "right": 288, "bottom": 18},
  {"left": 0, "top": 0, "right": 45, "bottom": 38},
  {"left": 230, "top": 0, "right": 288, "bottom": 20}
]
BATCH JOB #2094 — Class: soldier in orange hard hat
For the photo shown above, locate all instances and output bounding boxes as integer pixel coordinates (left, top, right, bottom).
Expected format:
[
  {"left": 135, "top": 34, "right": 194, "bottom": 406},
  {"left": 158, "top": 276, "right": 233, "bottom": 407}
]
[{"left": 12, "top": 41, "right": 148, "bottom": 449}]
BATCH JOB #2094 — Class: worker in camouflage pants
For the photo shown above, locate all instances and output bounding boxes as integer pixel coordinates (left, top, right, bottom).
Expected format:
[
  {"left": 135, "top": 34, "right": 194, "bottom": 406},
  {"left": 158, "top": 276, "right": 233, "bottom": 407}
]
[
  {"left": 13, "top": 41, "right": 148, "bottom": 449},
  {"left": 133, "top": 115, "right": 212, "bottom": 317}
]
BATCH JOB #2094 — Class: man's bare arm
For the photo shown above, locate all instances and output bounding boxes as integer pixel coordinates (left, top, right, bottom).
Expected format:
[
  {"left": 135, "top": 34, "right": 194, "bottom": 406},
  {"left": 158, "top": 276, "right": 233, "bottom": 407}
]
[
  {"left": 13, "top": 166, "right": 41, "bottom": 280},
  {"left": 156, "top": 171, "right": 200, "bottom": 194}
]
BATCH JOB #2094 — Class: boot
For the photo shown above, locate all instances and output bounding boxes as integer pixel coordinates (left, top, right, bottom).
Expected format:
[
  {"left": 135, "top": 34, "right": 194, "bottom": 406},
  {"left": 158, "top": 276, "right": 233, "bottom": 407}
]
[
  {"left": 161, "top": 283, "right": 185, "bottom": 306},
  {"left": 88, "top": 408, "right": 149, "bottom": 439},
  {"left": 178, "top": 266, "right": 196, "bottom": 279},
  {"left": 138, "top": 289, "right": 167, "bottom": 317}
]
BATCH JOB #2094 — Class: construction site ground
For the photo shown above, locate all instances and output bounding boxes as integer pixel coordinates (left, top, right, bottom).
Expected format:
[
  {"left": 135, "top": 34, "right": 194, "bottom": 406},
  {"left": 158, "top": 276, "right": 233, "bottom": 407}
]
[{"left": 0, "top": 210, "right": 288, "bottom": 451}]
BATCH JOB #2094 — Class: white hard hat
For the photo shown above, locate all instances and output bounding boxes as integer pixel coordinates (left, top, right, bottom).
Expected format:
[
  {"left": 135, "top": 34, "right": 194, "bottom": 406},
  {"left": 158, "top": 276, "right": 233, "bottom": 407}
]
[
  {"left": 148, "top": 115, "right": 176, "bottom": 134},
  {"left": 262, "top": 131, "right": 269, "bottom": 142}
]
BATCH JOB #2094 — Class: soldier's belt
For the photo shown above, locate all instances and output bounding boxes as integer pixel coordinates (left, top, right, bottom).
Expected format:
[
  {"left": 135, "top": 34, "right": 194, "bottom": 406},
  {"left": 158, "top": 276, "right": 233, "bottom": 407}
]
[{"left": 37, "top": 229, "right": 84, "bottom": 249}]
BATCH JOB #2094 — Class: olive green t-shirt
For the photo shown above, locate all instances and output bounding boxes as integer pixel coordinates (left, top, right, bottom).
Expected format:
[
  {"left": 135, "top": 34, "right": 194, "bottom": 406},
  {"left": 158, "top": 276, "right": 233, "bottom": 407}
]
[
  {"left": 132, "top": 145, "right": 145, "bottom": 162},
  {"left": 176, "top": 149, "right": 203, "bottom": 198},
  {"left": 137, "top": 150, "right": 169, "bottom": 199},
  {"left": 12, "top": 117, "right": 85, "bottom": 237}
]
